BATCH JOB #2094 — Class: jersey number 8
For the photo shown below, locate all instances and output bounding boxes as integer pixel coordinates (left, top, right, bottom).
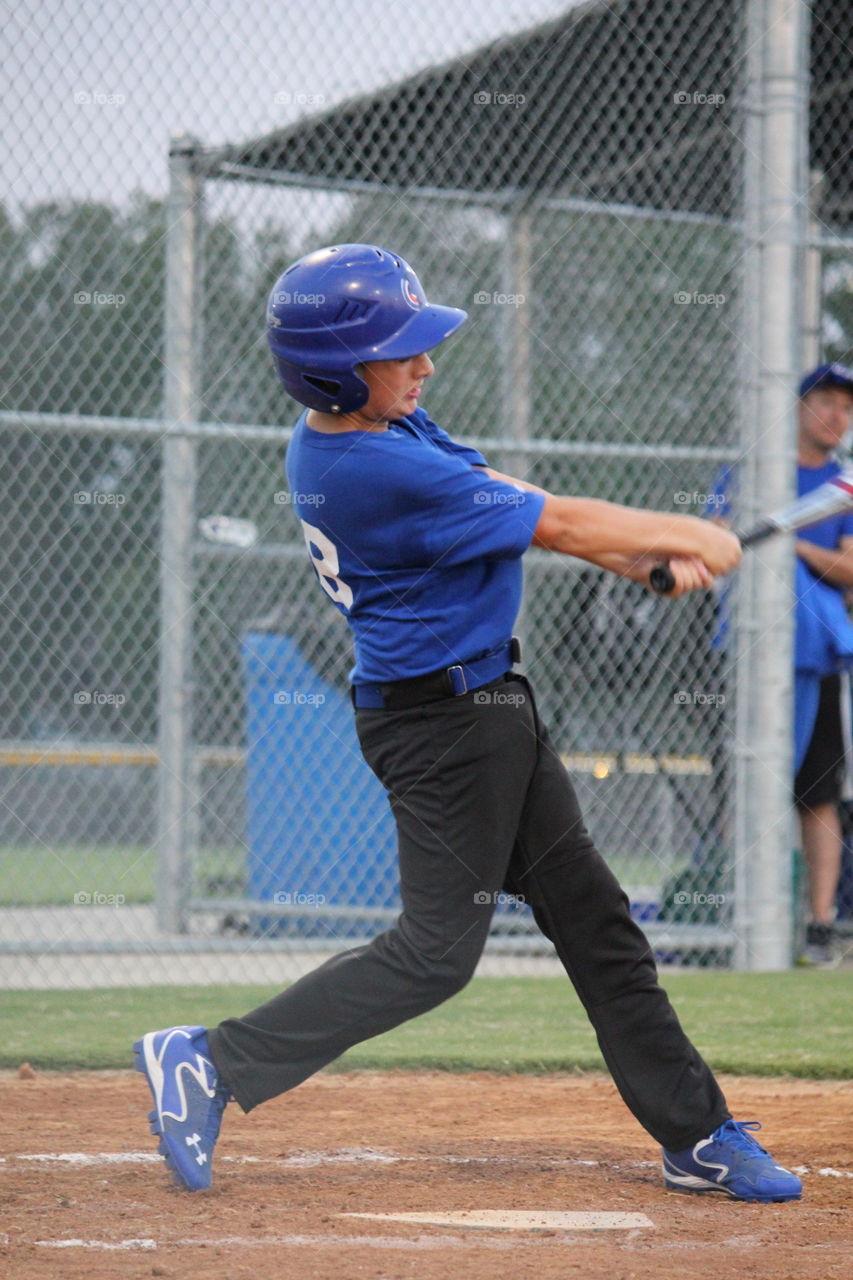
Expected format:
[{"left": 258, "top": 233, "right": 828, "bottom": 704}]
[{"left": 300, "top": 519, "right": 354, "bottom": 611}]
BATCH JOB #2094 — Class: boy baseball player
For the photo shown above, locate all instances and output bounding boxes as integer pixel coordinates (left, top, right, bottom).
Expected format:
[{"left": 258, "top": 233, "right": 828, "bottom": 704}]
[{"left": 134, "top": 245, "right": 802, "bottom": 1204}]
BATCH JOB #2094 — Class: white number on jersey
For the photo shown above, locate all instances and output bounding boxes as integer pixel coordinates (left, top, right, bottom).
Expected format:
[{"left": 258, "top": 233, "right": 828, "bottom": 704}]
[{"left": 300, "top": 519, "right": 354, "bottom": 611}]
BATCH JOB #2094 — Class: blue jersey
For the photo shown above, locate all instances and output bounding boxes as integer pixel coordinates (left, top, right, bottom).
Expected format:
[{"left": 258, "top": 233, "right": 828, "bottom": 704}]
[
  {"left": 796, "top": 460, "right": 853, "bottom": 550},
  {"left": 709, "top": 458, "right": 853, "bottom": 648},
  {"left": 285, "top": 407, "right": 545, "bottom": 684}
]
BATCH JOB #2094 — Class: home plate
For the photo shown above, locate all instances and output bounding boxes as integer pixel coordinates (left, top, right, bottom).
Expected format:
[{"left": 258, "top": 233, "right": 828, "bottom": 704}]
[{"left": 341, "top": 1211, "right": 654, "bottom": 1232}]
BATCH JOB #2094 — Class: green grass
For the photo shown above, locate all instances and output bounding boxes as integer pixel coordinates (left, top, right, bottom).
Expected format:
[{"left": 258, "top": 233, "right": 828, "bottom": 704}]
[
  {"left": 0, "top": 846, "right": 667, "bottom": 906},
  {"left": 0, "top": 846, "right": 248, "bottom": 906},
  {"left": 0, "top": 846, "right": 158, "bottom": 905},
  {"left": 1, "top": 972, "right": 850, "bottom": 1077}
]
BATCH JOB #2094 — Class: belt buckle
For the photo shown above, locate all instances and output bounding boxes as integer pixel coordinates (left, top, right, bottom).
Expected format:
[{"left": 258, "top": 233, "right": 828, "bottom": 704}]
[{"left": 447, "top": 664, "right": 467, "bottom": 696}]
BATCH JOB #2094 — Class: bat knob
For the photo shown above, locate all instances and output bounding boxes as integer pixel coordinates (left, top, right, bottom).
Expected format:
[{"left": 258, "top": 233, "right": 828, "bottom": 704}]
[{"left": 650, "top": 563, "right": 676, "bottom": 595}]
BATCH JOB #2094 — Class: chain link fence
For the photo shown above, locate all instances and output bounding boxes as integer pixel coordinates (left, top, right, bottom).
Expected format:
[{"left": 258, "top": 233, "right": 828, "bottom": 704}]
[{"left": 2, "top": 0, "right": 851, "bottom": 986}]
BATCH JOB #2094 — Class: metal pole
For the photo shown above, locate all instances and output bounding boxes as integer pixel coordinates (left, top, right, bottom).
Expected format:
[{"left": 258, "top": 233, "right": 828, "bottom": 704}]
[
  {"left": 156, "top": 134, "right": 204, "bottom": 933},
  {"left": 801, "top": 169, "right": 825, "bottom": 369},
  {"left": 505, "top": 203, "right": 532, "bottom": 472},
  {"left": 733, "top": 1, "right": 810, "bottom": 969},
  {"left": 503, "top": 203, "right": 534, "bottom": 657}
]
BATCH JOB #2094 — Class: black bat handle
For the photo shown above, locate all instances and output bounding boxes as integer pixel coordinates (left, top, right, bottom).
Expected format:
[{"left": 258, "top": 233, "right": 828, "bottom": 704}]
[
  {"left": 738, "top": 521, "right": 777, "bottom": 548},
  {"left": 649, "top": 563, "right": 678, "bottom": 594},
  {"left": 649, "top": 522, "right": 773, "bottom": 595}
]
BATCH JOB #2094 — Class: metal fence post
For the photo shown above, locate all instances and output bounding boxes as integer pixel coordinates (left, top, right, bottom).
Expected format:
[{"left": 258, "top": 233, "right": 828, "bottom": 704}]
[
  {"left": 156, "top": 134, "right": 204, "bottom": 934},
  {"left": 503, "top": 202, "right": 532, "bottom": 470},
  {"left": 801, "top": 169, "right": 825, "bottom": 370},
  {"left": 504, "top": 202, "right": 534, "bottom": 657},
  {"left": 733, "top": 0, "right": 810, "bottom": 969}
]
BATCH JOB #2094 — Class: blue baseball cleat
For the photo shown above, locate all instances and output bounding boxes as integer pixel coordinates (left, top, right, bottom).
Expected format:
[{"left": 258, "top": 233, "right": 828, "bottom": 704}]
[
  {"left": 133, "top": 1025, "right": 229, "bottom": 1191},
  {"left": 662, "top": 1119, "right": 802, "bottom": 1202}
]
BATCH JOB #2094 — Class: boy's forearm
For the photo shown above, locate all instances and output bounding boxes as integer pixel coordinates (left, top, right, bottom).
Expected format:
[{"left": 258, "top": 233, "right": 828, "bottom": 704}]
[
  {"left": 477, "top": 467, "right": 734, "bottom": 574},
  {"left": 533, "top": 493, "right": 709, "bottom": 561},
  {"left": 581, "top": 548, "right": 655, "bottom": 580}
]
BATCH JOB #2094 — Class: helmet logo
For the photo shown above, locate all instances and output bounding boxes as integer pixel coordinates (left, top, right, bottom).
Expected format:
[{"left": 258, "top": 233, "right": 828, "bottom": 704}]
[{"left": 401, "top": 276, "right": 422, "bottom": 310}]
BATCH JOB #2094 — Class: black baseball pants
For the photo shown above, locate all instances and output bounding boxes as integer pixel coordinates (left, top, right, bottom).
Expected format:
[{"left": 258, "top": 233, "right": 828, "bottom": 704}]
[{"left": 208, "top": 673, "right": 730, "bottom": 1151}]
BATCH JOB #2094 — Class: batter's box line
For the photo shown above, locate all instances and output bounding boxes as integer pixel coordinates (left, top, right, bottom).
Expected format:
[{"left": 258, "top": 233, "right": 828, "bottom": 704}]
[
  {"left": 12, "top": 1150, "right": 847, "bottom": 1177},
  {"left": 4, "top": 1147, "right": 659, "bottom": 1171},
  {"left": 32, "top": 1214, "right": 656, "bottom": 1253},
  {"left": 31, "top": 1231, "right": 595, "bottom": 1252}
]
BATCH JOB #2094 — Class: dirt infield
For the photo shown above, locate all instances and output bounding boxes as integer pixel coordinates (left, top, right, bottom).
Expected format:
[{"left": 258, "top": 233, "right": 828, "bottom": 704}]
[{"left": 2, "top": 1070, "right": 850, "bottom": 1280}]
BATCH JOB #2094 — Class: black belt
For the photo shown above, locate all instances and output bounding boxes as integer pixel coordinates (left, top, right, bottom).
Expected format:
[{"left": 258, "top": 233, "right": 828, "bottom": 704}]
[{"left": 352, "top": 638, "right": 521, "bottom": 711}]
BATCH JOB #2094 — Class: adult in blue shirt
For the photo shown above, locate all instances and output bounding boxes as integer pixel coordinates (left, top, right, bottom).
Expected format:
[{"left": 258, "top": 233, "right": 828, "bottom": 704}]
[
  {"left": 790, "top": 364, "right": 853, "bottom": 963},
  {"left": 134, "top": 245, "right": 801, "bottom": 1205},
  {"left": 707, "top": 364, "right": 853, "bottom": 966}
]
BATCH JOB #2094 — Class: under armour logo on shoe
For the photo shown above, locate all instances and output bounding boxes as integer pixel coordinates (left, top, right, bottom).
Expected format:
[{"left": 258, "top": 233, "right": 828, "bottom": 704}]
[{"left": 186, "top": 1132, "right": 208, "bottom": 1165}]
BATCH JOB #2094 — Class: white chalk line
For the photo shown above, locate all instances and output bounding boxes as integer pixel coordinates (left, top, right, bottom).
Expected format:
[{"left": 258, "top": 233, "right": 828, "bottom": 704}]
[
  {"left": 6, "top": 1150, "right": 850, "bottom": 1178},
  {"left": 29, "top": 1231, "right": 853, "bottom": 1255},
  {"left": 37, "top": 1238, "right": 157, "bottom": 1251},
  {"left": 2, "top": 1147, "right": 654, "bottom": 1171},
  {"left": 33, "top": 1233, "right": 523, "bottom": 1253},
  {"left": 10, "top": 1152, "right": 160, "bottom": 1166},
  {"left": 6, "top": 1152, "right": 850, "bottom": 1177}
]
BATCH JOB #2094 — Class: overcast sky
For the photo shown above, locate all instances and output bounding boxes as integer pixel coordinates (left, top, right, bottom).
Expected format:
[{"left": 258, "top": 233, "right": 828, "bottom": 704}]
[{"left": 3, "top": 0, "right": 575, "bottom": 212}]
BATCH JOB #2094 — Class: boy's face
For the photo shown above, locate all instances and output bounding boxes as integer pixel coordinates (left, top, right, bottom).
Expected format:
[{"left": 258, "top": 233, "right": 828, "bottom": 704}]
[
  {"left": 359, "top": 352, "right": 434, "bottom": 423},
  {"left": 798, "top": 385, "right": 853, "bottom": 455}
]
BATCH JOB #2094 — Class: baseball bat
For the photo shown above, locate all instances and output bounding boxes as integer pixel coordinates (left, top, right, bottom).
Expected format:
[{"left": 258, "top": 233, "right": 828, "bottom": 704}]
[{"left": 649, "top": 470, "right": 853, "bottom": 594}]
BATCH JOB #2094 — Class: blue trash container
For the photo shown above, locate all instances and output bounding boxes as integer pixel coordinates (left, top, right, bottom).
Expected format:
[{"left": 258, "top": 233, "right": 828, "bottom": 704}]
[{"left": 241, "top": 630, "right": 399, "bottom": 937}]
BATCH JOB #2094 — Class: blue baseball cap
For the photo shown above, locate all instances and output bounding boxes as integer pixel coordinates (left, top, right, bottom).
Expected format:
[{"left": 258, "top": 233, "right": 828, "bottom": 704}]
[{"left": 798, "top": 362, "right": 853, "bottom": 398}]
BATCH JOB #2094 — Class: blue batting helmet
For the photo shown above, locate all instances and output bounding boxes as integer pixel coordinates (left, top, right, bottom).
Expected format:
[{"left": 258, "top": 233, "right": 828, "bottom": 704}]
[{"left": 266, "top": 244, "right": 467, "bottom": 413}]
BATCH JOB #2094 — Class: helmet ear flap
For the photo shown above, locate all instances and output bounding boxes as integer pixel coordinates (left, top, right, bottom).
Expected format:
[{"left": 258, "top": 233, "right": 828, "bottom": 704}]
[
  {"left": 271, "top": 357, "right": 369, "bottom": 414},
  {"left": 302, "top": 373, "right": 341, "bottom": 399}
]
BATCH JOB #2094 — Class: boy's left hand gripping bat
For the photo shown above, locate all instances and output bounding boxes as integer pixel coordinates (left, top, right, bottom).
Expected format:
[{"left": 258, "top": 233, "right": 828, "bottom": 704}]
[{"left": 649, "top": 470, "right": 853, "bottom": 594}]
